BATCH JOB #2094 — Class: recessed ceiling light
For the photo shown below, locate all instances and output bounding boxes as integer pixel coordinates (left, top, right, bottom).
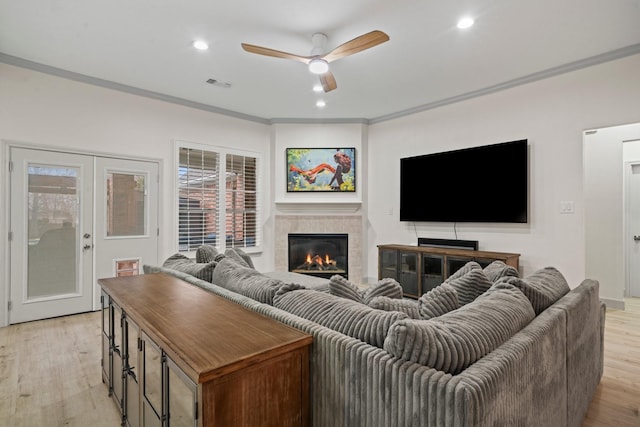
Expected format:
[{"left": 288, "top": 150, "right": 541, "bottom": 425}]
[
  {"left": 193, "top": 40, "right": 209, "bottom": 50},
  {"left": 457, "top": 16, "right": 474, "bottom": 29},
  {"left": 313, "top": 85, "right": 323, "bottom": 93},
  {"left": 316, "top": 100, "right": 326, "bottom": 108}
]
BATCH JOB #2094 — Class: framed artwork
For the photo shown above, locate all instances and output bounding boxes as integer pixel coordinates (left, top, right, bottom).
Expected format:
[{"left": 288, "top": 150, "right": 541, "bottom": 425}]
[{"left": 286, "top": 147, "right": 356, "bottom": 192}]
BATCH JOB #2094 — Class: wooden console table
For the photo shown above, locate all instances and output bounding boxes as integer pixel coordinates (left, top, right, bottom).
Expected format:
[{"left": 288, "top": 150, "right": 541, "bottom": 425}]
[
  {"left": 99, "top": 273, "right": 312, "bottom": 427},
  {"left": 378, "top": 244, "right": 520, "bottom": 298}
]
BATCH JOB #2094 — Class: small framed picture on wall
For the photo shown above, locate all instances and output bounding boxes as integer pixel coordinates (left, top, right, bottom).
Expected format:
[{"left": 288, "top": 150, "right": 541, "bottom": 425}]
[{"left": 286, "top": 147, "right": 356, "bottom": 192}]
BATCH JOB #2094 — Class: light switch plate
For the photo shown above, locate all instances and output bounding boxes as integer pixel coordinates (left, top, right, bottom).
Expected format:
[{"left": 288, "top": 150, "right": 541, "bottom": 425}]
[{"left": 560, "top": 201, "right": 575, "bottom": 214}]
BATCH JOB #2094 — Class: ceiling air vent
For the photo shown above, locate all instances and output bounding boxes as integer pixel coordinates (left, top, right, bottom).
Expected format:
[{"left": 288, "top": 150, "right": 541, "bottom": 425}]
[{"left": 206, "top": 78, "right": 232, "bottom": 88}]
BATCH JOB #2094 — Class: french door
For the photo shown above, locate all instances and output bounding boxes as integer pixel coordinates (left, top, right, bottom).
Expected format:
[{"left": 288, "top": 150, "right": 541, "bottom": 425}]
[{"left": 9, "top": 147, "right": 159, "bottom": 324}]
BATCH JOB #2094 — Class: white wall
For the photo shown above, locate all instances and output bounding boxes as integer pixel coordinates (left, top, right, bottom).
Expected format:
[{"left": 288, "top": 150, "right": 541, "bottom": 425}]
[
  {"left": 367, "top": 54, "right": 640, "bottom": 297},
  {"left": 0, "top": 63, "right": 271, "bottom": 324}
]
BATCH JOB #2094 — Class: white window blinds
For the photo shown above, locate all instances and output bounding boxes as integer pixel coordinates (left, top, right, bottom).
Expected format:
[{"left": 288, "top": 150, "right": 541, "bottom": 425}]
[{"left": 177, "top": 144, "right": 260, "bottom": 252}]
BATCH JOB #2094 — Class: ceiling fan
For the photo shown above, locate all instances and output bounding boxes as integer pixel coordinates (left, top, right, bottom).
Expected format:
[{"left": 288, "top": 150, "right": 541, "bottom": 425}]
[{"left": 241, "top": 30, "right": 390, "bottom": 92}]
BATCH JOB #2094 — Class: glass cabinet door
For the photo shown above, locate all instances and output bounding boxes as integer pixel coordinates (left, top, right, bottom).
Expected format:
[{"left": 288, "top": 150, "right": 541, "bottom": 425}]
[
  {"left": 112, "top": 303, "right": 124, "bottom": 410},
  {"left": 399, "top": 251, "right": 419, "bottom": 297},
  {"left": 142, "top": 333, "right": 163, "bottom": 427},
  {"left": 125, "top": 317, "right": 141, "bottom": 427},
  {"left": 101, "top": 291, "right": 110, "bottom": 387},
  {"left": 379, "top": 249, "right": 398, "bottom": 280},
  {"left": 167, "top": 358, "right": 198, "bottom": 426},
  {"left": 446, "top": 256, "right": 471, "bottom": 277},
  {"left": 421, "top": 255, "right": 444, "bottom": 294}
]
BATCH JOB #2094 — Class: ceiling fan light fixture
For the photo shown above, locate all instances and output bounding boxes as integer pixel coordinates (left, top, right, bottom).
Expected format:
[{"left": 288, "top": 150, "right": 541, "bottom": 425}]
[{"left": 308, "top": 59, "right": 329, "bottom": 75}]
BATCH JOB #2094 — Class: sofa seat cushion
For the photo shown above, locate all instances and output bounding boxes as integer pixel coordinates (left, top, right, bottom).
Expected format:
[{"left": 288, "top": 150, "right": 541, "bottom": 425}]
[
  {"left": 212, "top": 257, "right": 283, "bottom": 305},
  {"left": 162, "top": 253, "right": 216, "bottom": 283},
  {"left": 273, "top": 284, "right": 408, "bottom": 348},
  {"left": 261, "top": 271, "right": 329, "bottom": 292},
  {"left": 499, "top": 266, "right": 570, "bottom": 315},
  {"left": 383, "top": 282, "right": 535, "bottom": 374},
  {"left": 417, "top": 282, "right": 459, "bottom": 319},
  {"left": 329, "top": 275, "right": 403, "bottom": 304}
]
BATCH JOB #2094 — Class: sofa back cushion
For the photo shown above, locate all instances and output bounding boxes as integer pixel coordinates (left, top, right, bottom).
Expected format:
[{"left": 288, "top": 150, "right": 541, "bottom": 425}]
[
  {"left": 499, "top": 266, "right": 570, "bottom": 315},
  {"left": 162, "top": 253, "right": 216, "bottom": 283},
  {"left": 383, "top": 282, "right": 535, "bottom": 374},
  {"left": 212, "top": 257, "right": 282, "bottom": 304},
  {"left": 273, "top": 284, "right": 408, "bottom": 348}
]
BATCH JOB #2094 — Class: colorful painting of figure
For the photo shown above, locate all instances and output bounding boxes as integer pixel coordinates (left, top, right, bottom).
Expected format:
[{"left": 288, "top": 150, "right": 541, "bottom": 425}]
[{"left": 287, "top": 148, "right": 356, "bottom": 192}]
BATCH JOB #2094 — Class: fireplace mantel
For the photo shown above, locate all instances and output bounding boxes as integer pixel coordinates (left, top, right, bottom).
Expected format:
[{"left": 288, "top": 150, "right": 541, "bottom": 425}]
[{"left": 274, "top": 200, "right": 361, "bottom": 214}]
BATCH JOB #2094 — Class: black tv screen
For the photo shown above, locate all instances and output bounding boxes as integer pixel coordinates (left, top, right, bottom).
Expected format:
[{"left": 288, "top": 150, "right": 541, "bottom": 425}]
[{"left": 400, "top": 140, "right": 528, "bottom": 223}]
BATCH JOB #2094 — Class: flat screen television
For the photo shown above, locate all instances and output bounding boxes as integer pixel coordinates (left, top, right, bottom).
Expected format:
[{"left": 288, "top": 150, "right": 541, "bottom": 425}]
[{"left": 400, "top": 139, "right": 528, "bottom": 223}]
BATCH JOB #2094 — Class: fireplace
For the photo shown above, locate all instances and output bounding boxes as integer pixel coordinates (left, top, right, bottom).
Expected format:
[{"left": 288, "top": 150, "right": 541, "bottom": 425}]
[{"left": 288, "top": 233, "right": 348, "bottom": 279}]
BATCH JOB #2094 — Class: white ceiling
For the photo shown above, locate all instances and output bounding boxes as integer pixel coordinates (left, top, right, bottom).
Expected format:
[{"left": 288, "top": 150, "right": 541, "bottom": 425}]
[{"left": 2, "top": 0, "right": 640, "bottom": 123}]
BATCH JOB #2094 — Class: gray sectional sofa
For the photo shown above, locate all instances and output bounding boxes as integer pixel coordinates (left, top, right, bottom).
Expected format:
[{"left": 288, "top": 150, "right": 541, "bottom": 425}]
[{"left": 145, "top": 252, "right": 605, "bottom": 427}]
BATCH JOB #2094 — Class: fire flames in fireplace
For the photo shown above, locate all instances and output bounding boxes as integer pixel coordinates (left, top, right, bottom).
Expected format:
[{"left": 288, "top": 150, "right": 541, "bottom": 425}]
[{"left": 294, "top": 253, "right": 343, "bottom": 273}]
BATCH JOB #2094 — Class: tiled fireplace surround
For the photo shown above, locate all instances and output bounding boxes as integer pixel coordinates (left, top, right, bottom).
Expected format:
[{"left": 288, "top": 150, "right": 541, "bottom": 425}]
[{"left": 274, "top": 215, "right": 363, "bottom": 285}]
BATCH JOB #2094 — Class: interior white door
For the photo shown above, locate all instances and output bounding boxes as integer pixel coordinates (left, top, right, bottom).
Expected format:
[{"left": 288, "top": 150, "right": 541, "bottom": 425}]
[
  {"left": 94, "top": 157, "right": 159, "bottom": 306},
  {"left": 628, "top": 162, "right": 640, "bottom": 297},
  {"left": 9, "top": 148, "right": 94, "bottom": 323}
]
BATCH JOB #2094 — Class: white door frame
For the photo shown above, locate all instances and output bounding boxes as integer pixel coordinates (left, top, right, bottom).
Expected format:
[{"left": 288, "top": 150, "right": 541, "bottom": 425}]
[
  {"left": 1, "top": 140, "right": 162, "bottom": 327},
  {"left": 624, "top": 158, "right": 640, "bottom": 297}
]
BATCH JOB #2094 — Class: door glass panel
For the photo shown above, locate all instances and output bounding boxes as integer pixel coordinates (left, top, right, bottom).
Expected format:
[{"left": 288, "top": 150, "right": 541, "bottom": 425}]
[
  {"left": 27, "top": 165, "right": 79, "bottom": 298},
  {"left": 167, "top": 359, "right": 196, "bottom": 426},
  {"left": 143, "top": 338, "right": 163, "bottom": 417},
  {"left": 106, "top": 172, "right": 146, "bottom": 237}
]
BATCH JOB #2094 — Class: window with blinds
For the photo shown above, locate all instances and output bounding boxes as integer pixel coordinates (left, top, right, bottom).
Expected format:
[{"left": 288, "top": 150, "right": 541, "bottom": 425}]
[{"left": 177, "top": 144, "right": 260, "bottom": 252}]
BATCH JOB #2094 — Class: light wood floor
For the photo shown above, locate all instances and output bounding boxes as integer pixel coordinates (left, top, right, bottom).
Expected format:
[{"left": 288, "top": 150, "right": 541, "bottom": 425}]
[{"left": 0, "top": 300, "right": 638, "bottom": 426}]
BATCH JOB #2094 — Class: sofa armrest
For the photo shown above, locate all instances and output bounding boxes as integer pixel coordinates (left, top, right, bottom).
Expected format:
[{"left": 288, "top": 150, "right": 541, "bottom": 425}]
[
  {"left": 454, "top": 306, "right": 568, "bottom": 427},
  {"left": 548, "top": 279, "right": 604, "bottom": 427}
]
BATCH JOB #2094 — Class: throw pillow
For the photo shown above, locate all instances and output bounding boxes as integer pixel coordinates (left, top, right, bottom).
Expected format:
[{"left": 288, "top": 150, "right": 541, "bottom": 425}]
[
  {"left": 445, "top": 261, "right": 481, "bottom": 282},
  {"left": 233, "top": 247, "right": 255, "bottom": 269},
  {"left": 195, "top": 245, "right": 218, "bottom": 263},
  {"left": 273, "top": 286, "right": 408, "bottom": 348},
  {"left": 162, "top": 253, "right": 217, "bottom": 283},
  {"left": 417, "top": 282, "right": 459, "bottom": 319},
  {"left": 362, "top": 278, "right": 403, "bottom": 304},
  {"left": 445, "top": 268, "right": 492, "bottom": 306},
  {"left": 328, "top": 274, "right": 362, "bottom": 302},
  {"left": 383, "top": 282, "right": 535, "bottom": 374},
  {"left": 329, "top": 275, "right": 403, "bottom": 304},
  {"left": 212, "top": 257, "right": 283, "bottom": 305},
  {"left": 483, "top": 260, "right": 519, "bottom": 282},
  {"left": 224, "top": 248, "right": 250, "bottom": 268},
  {"left": 499, "top": 266, "right": 570, "bottom": 315},
  {"left": 368, "top": 296, "right": 421, "bottom": 319}
]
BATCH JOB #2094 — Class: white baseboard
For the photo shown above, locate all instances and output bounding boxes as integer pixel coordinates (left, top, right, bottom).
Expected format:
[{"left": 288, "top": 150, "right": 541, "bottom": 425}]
[{"left": 600, "top": 298, "right": 625, "bottom": 310}]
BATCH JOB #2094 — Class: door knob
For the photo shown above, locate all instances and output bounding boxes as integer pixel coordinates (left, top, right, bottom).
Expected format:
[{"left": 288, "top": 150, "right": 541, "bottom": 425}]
[
  {"left": 634, "top": 235, "right": 640, "bottom": 241},
  {"left": 84, "top": 233, "right": 91, "bottom": 239},
  {"left": 83, "top": 244, "right": 93, "bottom": 250}
]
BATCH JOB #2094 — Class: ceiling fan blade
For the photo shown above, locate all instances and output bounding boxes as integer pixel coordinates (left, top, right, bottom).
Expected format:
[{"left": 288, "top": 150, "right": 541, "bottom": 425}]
[
  {"left": 320, "top": 71, "right": 337, "bottom": 92},
  {"left": 241, "top": 43, "right": 310, "bottom": 64},
  {"left": 322, "top": 30, "right": 389, "bottom": 63}
]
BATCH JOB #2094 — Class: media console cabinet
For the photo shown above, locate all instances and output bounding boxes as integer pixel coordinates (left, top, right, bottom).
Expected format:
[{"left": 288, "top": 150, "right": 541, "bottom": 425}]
[
  {"left": 99, "top": 273, "right": 312, "bottom": 427},
  {"left": 378, "top": 244, "right": 520, "bottom": 298}
]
